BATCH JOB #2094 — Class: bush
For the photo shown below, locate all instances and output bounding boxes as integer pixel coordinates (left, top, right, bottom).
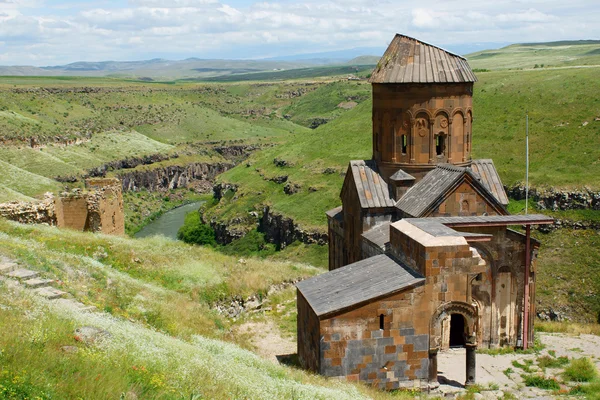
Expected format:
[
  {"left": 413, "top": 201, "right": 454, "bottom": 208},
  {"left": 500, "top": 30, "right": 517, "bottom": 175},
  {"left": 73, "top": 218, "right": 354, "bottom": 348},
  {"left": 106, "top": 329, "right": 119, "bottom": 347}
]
[
  {"left": 563, "top": 358, "right": 598, "bottom": 382},
  {"left": 538, "top": 355, "right": 569, "bottom": 369},
  {"left": 220, "top": 229, "right": 276, "bottom": 258},
  {"left": 522, "top": 374, "right": 561, "bottom": 390},
  {"left": 177, "top": 212, "right": 216, "bottom": 246}
]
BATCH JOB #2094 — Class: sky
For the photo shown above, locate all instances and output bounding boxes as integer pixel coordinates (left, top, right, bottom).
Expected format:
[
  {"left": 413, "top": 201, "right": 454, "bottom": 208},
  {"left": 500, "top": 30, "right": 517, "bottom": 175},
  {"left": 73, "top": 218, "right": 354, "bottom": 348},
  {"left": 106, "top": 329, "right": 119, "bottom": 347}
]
[{"left": 0, "top": 0, "right": 599, "bottom": 66}]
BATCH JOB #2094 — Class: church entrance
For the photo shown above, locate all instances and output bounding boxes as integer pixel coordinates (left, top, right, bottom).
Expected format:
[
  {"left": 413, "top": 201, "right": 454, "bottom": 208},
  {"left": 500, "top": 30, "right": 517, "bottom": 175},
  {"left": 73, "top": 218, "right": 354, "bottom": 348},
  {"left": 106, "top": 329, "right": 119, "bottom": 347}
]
[{"left": 449, "top": 313, "right": 466, "bottom": 347}]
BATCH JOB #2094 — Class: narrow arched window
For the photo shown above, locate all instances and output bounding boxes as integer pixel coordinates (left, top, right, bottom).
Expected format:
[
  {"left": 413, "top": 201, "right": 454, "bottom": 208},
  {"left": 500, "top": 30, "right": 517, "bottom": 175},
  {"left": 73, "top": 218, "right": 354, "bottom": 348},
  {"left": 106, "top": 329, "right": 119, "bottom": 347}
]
[
  {"left": 436, "top": 134, "right": 446, "bottom": 156},
  {"left": 401, "top": 135, "right": 407, "bottom": 155},
  {"left": 379, "top": 314, "right": 385, "bottom": 330}
]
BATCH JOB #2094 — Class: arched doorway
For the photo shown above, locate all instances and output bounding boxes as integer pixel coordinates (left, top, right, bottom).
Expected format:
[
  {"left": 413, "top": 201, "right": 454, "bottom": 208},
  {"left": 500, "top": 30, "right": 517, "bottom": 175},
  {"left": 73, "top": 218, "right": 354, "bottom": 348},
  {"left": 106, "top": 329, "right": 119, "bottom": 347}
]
[
  {"left": 430, "top": 302, "right": 478, "bottom": 386},
  {"left": 449, "top": 314, "right": 466, "bottom": 347}
]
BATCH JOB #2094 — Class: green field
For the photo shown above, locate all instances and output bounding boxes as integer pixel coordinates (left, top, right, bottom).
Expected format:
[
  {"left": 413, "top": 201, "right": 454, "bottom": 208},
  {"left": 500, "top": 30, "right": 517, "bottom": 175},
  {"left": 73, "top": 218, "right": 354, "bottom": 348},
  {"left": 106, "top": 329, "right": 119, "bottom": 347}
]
[{"left": 467, "top": 41, "right": 600, "bottom": 70}]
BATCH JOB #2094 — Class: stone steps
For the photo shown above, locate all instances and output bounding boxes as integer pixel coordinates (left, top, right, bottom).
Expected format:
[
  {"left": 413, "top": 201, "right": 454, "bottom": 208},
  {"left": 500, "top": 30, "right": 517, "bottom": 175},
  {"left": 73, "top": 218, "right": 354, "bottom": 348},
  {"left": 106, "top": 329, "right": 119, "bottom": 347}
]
[
  {"left": 0, "top": 261, "right": 19, "bottom": 274},
  {"left": 24, "top": 278, "right": 54, "bottom": 288},
  {"left": 6, "top": 268, "right": 39, "bottom": 281},
  {"left": 1, "top": 256, "right": 96, "bottom": 313},
  {"left": 55, "top": 298, "right": 96, "bottom": 312},
  {"left": 34, "top": 286, "right": 67, "bottom": 300}
]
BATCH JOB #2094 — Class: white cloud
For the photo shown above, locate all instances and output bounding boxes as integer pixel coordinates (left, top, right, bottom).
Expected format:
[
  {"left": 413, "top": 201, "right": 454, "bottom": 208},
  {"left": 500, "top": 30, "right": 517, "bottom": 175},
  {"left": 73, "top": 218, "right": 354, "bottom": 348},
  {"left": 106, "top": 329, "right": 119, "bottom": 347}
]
[{"left": 0, "top": 0, "right": 597, "bottom": 65}]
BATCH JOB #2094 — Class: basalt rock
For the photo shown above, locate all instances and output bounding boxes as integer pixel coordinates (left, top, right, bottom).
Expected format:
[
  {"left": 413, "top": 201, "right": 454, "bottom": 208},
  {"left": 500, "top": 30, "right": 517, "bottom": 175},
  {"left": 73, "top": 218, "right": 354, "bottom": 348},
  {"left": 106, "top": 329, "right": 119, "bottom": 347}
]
[
  {"left": 259, "top": 206, "right": 327, "bottom": 249},
  {"left": 507, "top": 185, "right": 600, "bottom": 211},
  {"left": 213, "top": 182, "right": 238, "bottom": 201},
  {"left": 118, "top": 162, "right": 233, "bottom": 192}
]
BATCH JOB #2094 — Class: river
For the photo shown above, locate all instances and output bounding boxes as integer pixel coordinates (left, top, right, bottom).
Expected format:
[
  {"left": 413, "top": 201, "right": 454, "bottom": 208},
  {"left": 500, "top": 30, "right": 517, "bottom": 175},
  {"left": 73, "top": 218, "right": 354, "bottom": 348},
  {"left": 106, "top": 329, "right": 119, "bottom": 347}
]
[{"left": 134, "top": 201, "right": 204, "bottom": 240}]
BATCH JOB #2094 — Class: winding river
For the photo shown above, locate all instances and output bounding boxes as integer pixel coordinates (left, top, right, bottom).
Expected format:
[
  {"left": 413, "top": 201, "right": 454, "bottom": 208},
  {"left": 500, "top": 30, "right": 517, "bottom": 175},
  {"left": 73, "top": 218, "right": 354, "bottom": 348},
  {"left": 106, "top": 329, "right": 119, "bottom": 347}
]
[{"left": 134, "top": 201, "right": 204, "bottom": 240}]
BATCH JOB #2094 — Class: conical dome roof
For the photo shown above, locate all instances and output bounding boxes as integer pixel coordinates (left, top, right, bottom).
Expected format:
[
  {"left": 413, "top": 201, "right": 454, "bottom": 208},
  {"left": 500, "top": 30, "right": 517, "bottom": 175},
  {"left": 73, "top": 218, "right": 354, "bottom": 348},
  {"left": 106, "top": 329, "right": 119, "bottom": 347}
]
[{"left": 368, "top": 34, "right": 477, "bottom": 84}]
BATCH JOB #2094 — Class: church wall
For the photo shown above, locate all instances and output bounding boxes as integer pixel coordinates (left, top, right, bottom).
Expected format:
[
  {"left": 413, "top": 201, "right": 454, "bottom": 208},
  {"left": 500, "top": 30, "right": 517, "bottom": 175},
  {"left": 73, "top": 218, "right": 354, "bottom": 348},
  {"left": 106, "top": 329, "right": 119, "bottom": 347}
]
[
  {"left": 316, "top": 226, "right": 488, "bottom": 388},
  {"left": 328, "top": 212, "right": 346, "bottom": 271},
  {"left": 428, "top": 181, "right": 502, "bottom": 217},
  {"left": 297, "top": 291, "right": 321, "bottom": 373},
  {"left": 317, "top": 288, "right": 430, "bottom": 390},
  {"left": 372, "top": 83, "right": 473, "bottom": 181}
]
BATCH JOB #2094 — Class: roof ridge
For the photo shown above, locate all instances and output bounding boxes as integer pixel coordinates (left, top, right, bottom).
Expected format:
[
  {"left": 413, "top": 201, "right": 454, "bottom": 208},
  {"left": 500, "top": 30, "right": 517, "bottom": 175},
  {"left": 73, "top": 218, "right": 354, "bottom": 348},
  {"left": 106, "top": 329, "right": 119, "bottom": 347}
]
[{"left": 393, "top": 34, "right": 466, "bottom": 60}]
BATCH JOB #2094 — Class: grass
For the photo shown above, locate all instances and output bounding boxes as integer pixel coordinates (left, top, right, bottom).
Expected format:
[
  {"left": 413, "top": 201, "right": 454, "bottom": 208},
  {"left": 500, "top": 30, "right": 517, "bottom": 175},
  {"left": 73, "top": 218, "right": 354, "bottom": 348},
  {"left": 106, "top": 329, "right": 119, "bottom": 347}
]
[
  {"left": 466, "top": 41, "right": 600, "bottom": 70},
  {"left": 521, "top": 374, "right": 561, "bottom": 390},
  {"left": 534, "top": 229, "right": 600, "bottom": 322},
  {"left": 537, "top": 355, "right": 569, "bottom": 370},
  {"left": 0, "top": 219, "right": 321, "bottom": 340},
  {"left": 563, "top": 358, "right": 598, "bottom": 382},
  {"left": 0, "top": 283, "right": 376, "bottom": 400},
  {"left": 536, "top": 320, "right": 600, "bottom": 336}
]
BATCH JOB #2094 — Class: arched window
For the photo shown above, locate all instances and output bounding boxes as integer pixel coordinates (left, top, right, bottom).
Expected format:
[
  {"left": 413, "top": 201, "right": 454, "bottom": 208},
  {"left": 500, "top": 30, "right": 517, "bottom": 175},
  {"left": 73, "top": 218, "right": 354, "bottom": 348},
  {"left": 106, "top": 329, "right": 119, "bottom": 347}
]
[
  {"left": 436, "top": 134, "right": 446, "bottom": 156},
  {"left": 401, "top": 134, "right": 407, "bottom": 154}
]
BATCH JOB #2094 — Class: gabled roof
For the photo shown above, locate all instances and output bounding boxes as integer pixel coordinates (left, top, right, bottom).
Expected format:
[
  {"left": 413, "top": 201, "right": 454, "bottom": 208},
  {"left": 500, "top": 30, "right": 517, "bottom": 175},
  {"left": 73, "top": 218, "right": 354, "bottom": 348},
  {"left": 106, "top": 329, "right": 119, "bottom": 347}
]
[
  {"left": 361, "top": 222, "right": 391, "bottom": 250},
  {"left": 389, "top": 169, "right": 415, "bottom": 182},
  {"left": 368, "top": 34, "right": 477, "bottom": 84},
  {"left": 345, "top": 160, "right": 395, "bottom": 209},
  {"left": 296, "top": 254, "right": 424, "bottom": 318},
  {"left": 395, "top": 164, "right": 507, "bottom": 217},
  {"left": 469, "top": 159, "right": 509, "bottom": 206}
]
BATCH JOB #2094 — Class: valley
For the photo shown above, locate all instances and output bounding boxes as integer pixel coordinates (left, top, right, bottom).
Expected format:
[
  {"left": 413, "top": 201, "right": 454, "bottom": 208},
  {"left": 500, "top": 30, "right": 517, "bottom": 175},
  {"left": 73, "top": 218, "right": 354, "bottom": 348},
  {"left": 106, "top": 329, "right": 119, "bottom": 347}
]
[{"left": 0, "top": 40, "right": 600, "bottom": 398}]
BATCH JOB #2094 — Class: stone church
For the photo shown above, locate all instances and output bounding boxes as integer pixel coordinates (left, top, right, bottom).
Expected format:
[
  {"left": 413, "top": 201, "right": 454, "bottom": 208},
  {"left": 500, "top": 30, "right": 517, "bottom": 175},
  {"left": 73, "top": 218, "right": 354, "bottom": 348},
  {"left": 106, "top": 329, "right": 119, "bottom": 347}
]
[{"left": 296, "top": 34, "right": 553, "bottom": 389}]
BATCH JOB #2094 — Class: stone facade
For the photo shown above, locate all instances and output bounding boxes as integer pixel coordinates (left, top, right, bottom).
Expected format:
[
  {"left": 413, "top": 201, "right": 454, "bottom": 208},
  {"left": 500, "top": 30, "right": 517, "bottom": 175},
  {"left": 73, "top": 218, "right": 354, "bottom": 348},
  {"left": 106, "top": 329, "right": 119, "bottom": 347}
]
[{"left": 297, "top": 34, "right": 552, "bottom": 390}]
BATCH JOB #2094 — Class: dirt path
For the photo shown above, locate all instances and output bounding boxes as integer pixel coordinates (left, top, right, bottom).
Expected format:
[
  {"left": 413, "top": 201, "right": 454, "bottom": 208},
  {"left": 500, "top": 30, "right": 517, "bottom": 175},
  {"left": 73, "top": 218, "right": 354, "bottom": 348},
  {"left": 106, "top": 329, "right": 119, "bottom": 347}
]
[
  {"left": 237, "top": 320, "right": 296, "bottom": 363},
  {"left": 436, "top": 332, "right": 600, "bottom": 398}
]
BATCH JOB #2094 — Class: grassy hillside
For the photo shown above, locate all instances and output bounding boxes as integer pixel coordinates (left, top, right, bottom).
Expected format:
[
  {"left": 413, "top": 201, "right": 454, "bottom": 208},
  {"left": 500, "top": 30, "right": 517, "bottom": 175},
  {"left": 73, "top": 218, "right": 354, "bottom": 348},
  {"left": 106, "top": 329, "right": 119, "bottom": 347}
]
[
  {"left": 467, "top": 41, "right": 600, "bottom": 70},
  {"left": 0, "top": 220, "right": 401, "bottom": 399},
  {"left": 0, "top": 78, "right": 317, "bottom": 201},
  {"left": 210, "top": 65, "right": 600, "bottom": 232}
]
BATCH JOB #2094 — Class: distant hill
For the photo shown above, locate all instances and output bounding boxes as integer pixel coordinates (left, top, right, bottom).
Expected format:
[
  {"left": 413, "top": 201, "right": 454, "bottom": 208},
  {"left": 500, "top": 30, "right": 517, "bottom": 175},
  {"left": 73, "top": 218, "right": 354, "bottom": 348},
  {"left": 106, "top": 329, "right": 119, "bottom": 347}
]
[
  {"left": 346, "top": 56, "right": 380, "bottom": 65},
  {"left": 466, "top": 40, "right": 600, "bottom": 70},
  {"left": 0, "top": 58, "right": 316, "bottom": 79}
]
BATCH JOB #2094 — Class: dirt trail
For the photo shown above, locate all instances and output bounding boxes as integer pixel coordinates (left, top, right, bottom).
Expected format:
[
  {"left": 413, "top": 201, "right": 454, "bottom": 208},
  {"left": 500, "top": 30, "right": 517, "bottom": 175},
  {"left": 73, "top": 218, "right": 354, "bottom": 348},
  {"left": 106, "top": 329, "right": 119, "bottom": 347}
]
[{"left": 237, "top": 320, "right": 296, "bottom": 363}]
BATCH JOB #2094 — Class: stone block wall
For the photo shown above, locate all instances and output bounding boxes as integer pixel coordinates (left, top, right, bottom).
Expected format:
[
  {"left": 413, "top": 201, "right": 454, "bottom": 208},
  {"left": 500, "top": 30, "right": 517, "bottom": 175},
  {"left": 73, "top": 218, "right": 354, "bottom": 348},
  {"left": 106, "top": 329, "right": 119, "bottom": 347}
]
[{"left": 318, "top": 288, "right": 430, "bottom": 390}]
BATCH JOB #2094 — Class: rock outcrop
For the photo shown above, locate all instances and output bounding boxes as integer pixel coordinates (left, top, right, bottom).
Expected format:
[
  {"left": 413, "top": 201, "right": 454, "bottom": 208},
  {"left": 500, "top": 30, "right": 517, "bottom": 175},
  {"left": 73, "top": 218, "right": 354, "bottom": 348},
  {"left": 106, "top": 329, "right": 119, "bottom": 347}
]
[
  {"left": 507, "top": 186, "right": 600, "bottom": 211},
  {"left": 118, "top": 162, "right": 233, "bottom": 192},
  {"left": 259, "top": 206, "right": 327, "bottom": 249}
]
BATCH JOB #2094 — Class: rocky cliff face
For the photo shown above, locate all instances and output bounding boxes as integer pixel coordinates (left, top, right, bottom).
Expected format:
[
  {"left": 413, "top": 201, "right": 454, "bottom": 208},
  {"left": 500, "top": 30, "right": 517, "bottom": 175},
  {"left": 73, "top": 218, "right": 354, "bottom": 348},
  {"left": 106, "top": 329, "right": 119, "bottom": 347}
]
[
  {"left": 507, "top": 186, "right": 600, "bottom": 211},
  {"left": 118, "top": 162, "right": 233, "bottom": 192},
  {"left": 259, "top": 206, "right": 327, "bottom": 249}
]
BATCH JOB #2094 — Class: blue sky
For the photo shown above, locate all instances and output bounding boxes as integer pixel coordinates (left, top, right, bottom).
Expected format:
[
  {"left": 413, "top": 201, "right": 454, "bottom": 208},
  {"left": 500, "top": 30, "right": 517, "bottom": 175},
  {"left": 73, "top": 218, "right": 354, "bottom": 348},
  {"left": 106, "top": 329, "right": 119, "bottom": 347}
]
[{"left": 1, "top": 0, "right": 599, "bottom": 66}]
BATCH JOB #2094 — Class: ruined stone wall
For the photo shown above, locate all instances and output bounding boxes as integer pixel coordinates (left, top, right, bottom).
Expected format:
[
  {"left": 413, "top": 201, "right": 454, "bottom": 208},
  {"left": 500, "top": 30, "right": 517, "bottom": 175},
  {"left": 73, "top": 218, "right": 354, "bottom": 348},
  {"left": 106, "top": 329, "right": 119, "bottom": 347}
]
[
  {"left": 85, "top": 178, "right": 125, "bottom": 235},
  {"left": 0, "top": 178, "right": 124, "bottom": 236},
  {"left": 0, "top": 193, "right": 56, "bottom": 225},
  {"left": 55, "top": 193, "right": 89, "bottom": 231}
]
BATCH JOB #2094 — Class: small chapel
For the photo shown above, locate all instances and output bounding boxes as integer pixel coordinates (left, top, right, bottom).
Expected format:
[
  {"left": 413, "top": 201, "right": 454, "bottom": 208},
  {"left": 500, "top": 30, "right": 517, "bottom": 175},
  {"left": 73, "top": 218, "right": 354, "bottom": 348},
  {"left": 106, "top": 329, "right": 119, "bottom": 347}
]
[{"left": 296, "top": 34, "right": 553, "bottom": 389}]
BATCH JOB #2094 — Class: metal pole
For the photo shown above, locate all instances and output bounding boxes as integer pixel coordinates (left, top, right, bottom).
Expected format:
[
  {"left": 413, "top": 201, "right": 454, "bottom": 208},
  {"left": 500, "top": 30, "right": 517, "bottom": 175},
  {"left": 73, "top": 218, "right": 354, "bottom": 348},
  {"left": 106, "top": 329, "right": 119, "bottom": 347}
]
[
  {"left": 523, "top": 224, "right": 531, "bottom": 349},
  {"left": 525, "top": 112, "right": 529, "bottom": 214}
]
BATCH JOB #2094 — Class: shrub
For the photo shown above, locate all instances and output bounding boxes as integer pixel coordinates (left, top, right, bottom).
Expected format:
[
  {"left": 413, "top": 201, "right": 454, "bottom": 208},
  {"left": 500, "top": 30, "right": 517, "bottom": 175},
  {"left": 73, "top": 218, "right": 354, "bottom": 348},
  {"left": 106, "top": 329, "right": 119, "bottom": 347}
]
[
  {"left": 177, "top": 212, "right": 216, "bottom": 247},
  {"left": 537, "top": 355, "right": 569, "bottom": 369},
  {"left": 522, "top": 374, "right": 561, "bottom": 390},
  {"left": 220, "top": 229, "right": 276, "bottom": 258},
  {"left": 563, "top": 358, "right": 598, "bottom": 382}
]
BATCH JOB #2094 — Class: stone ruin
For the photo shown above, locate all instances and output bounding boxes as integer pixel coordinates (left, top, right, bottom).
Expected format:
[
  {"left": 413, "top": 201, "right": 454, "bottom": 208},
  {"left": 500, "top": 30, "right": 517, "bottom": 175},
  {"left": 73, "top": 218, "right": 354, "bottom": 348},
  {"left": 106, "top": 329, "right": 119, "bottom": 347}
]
[{"left": 0, "top": 178, "right": 124, "bottom": 235}]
